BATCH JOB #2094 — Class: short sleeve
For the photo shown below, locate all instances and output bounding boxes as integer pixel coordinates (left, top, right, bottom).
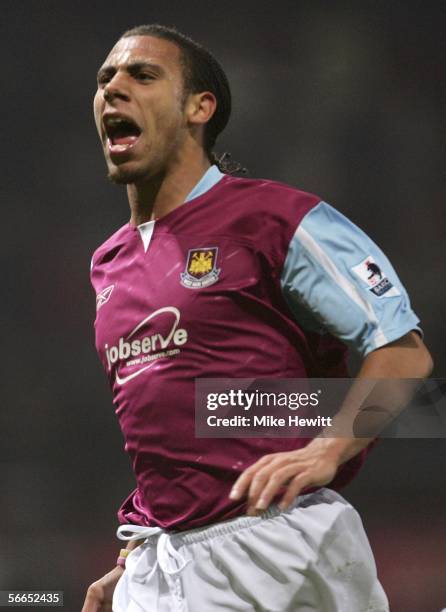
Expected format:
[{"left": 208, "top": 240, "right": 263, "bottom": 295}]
[{"left": 280, "top": 202, "right": 421, "bottom": 357}]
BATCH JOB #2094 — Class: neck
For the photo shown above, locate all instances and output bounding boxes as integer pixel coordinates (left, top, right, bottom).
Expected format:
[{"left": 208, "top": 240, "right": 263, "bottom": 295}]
[{"left": 127, "top": 152, "right": 211, "bottom": 226}]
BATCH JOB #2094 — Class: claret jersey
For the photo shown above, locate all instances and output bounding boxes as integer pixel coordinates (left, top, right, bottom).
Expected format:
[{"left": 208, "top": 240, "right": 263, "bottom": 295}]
[{"left": 91, "top": 166, "right": 420, "bottom": 530}]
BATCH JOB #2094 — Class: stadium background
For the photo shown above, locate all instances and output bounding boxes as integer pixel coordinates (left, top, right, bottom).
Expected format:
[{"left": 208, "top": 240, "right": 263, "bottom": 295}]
[{"left": 1, "top": 1, "right": 445, "bottom": 610}]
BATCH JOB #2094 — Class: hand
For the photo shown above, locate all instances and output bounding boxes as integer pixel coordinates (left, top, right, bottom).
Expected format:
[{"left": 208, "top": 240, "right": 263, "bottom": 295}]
[
  {"left": 81, "top": 566, "right": 124, "bottom": 612},
  {"left": 229, "top": 438, "right": 342, "bottom": 515}
]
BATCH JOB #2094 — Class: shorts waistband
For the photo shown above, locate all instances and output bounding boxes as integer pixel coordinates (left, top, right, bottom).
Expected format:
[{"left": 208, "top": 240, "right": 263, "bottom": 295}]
[{"left": 171, "top": 487, "right": 337, "bottom": 547}]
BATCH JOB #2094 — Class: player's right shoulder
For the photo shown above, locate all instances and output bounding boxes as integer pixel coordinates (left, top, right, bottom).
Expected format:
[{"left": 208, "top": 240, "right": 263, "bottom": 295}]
[{"left": 90, "top": 223, "right": 132, "bottom": 271}]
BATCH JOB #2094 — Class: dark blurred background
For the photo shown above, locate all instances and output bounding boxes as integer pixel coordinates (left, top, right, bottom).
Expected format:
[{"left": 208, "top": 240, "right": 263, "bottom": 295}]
[{"left": 1, "top": 1, "right": 445, "bottom": 610}]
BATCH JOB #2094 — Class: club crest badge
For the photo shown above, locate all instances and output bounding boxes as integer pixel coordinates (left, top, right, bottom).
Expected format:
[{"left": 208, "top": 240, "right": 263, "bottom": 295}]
[
  {"left": 180, "top": 247, "right": 221, "bottom": 289},
  {"left": 351, "top": 256, "right": 400, "bottom": 298}
]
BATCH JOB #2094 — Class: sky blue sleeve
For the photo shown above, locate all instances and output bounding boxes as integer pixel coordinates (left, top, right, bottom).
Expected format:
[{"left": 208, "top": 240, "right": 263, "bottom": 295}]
[{"left": 280, "top": 201, "right": 421, "bottom": 357}]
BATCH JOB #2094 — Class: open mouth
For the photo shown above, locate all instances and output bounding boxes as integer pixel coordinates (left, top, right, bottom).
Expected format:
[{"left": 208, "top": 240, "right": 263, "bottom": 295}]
[{"left": 104, "top": 116, "right": 142, "bottom": 154}]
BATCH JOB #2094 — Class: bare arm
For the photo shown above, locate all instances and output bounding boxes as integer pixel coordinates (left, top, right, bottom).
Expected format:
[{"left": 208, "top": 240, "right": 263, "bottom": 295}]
[
  {"left": 81, "top": 538, "right": 145, "bottom": 612},
  {"left": 229, "top": 331, "right": 433, "bottom": 514}
]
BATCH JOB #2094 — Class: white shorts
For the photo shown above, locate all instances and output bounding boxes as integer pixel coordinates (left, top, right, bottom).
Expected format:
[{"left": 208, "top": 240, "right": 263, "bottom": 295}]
[{"left": 112, "top": 488, "right": 389, "bottom": 612}]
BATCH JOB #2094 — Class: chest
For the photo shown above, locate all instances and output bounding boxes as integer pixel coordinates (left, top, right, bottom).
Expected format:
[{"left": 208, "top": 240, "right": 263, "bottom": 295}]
[{"left": 92, "top": 230, "right": 274, "bottom": 355}]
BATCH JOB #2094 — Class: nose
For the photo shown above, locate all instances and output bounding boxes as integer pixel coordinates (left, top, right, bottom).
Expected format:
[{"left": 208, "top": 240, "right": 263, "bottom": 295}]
[{"left": 103, "top": 72, "right": 130, "bottom": 103}]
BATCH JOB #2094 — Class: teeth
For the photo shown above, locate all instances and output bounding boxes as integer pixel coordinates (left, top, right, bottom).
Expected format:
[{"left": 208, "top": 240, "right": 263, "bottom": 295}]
[{"left": 105, "top": 117, "right": 125, "bottom": 126}]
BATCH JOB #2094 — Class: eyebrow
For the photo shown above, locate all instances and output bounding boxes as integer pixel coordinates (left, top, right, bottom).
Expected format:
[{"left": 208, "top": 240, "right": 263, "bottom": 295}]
[{"left": 96, "top": 60, "right": 165, "bottom": 81}]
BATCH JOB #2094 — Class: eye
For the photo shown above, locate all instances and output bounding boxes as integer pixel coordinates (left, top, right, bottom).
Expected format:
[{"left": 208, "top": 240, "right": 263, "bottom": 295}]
[
  {"left": 97, "top": 71, "right": 113, "bottom": 87},
  {"left": 135, "top": 71, "right": 155, "bottom": 82}
]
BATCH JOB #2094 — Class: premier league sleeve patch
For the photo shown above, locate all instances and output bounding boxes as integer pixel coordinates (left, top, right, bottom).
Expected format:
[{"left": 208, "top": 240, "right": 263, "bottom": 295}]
[
  {"left": 351, "top": 256, "right": 400, "bottom": 297},
  {"left": 180, "top": 247, "right": 221, "bottom": 289}
]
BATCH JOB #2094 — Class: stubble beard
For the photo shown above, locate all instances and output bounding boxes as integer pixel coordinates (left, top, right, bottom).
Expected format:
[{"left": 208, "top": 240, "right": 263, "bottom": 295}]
[
  {"left": 107, "top": 164, "right": 149, "bottom": 185},
  {"left": 105, "top": 111, "right": 186, "bottom": 186},
  {"left": 106, "top": 146, "right": 156, "bottom": 185}
]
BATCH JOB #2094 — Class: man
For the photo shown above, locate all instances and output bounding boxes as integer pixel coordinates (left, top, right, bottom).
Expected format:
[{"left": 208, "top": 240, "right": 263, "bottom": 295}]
[{"left": 83, "top": 24, "right": 433, "bottom": 612}]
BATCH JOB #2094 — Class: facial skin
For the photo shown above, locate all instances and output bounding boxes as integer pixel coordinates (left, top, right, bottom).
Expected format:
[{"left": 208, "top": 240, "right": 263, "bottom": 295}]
[{"left": 94, "top": 35, "right": 215, "bottom": 186}]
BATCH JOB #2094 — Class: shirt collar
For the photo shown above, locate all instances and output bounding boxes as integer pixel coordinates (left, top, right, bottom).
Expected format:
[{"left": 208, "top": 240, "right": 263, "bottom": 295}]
[
  {"left": 184, "top": 165, "right": 224, "bottom": 202},
  {"left": 137, "top": 165, "right": 224, "bottom": 236}
]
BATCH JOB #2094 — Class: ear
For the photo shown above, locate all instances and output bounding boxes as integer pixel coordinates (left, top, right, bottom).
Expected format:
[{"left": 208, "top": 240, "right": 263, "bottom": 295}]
[{"left": 185, "top": 91, "right": 217, "bottom": 127}]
